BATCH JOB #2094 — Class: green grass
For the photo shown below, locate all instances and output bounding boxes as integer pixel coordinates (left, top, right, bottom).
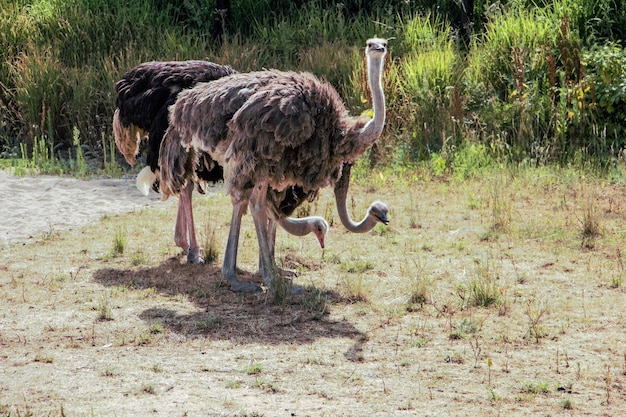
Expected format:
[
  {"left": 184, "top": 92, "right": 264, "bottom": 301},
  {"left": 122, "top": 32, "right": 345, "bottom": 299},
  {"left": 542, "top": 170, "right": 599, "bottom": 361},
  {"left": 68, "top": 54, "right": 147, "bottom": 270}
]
[
  {"left": 111, "top": 225, "right": 127, "bottom": 257},
  {"left": 2, "top": 1, "right": 626, "bottom": 172},
  {"left": 244, "top": 363, "right": 263, "bottom": 375}
]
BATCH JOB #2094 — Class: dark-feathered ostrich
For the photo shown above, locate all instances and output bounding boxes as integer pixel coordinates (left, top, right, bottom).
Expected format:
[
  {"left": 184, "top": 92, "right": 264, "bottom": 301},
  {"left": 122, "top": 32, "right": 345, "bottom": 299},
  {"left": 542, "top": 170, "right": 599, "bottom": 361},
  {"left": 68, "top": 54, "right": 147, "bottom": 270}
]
[
  {"left": 159, "top": 38, "right": 389, "bottom": 292},
  {"left": 113, "top": 60, "right": 329, "bottom": 265},
  {"left": 113, "top": 60, "right": 233, "bottom": 264}
]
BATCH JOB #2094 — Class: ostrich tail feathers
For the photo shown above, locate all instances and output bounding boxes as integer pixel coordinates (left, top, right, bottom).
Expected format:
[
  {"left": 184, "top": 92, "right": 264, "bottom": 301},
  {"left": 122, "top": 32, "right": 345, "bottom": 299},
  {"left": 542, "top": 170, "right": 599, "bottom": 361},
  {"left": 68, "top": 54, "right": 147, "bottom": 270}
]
[
  {"left": 158, "top": 126, "right": 190, "bottom": 200},
  {"left": 113, "top": 109, "right": 148, "bottom": 166},
  {"left": 136, "top": 166, "right": 157, "bottom": 196}
]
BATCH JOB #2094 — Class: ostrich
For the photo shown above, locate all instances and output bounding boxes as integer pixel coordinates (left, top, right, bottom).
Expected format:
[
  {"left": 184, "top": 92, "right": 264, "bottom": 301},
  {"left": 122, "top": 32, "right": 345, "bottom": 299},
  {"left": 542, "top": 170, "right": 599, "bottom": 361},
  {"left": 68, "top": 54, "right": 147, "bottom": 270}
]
[
  {"left": 160, "top": 38, "right": 389, "bottom": 292},
  {"left": 113, "top": 60, "right": 234, "bottom": 264},
  {"left": 113, "top": 60, "right": 329, "bottom": 265}
]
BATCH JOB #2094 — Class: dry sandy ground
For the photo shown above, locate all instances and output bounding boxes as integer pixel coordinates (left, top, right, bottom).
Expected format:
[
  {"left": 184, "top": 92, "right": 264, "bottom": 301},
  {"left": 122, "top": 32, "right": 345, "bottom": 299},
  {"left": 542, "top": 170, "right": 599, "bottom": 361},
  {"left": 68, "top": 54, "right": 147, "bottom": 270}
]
[
  {"left": 1, "top": 169, "right": 626, "bottom": 417},
  {"left": 0, "top": 170, "right": 161, "bottom": 245}
]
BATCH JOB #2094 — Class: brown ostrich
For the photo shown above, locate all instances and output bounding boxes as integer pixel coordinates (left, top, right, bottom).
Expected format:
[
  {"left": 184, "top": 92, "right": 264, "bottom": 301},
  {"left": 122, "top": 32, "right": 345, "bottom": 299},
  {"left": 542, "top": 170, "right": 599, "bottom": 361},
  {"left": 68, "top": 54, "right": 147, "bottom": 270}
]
[
  {"left": 113, "top": 60, "right": 328, "bottom": 265},
  {"left": 159, "top": 38, "right": 389, "bottom": 292}
]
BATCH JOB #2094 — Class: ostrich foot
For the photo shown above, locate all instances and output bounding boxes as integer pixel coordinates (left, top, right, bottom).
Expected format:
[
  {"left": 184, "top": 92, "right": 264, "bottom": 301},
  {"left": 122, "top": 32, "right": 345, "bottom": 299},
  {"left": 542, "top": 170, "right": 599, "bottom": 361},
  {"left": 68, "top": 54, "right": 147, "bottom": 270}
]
[
  {"left": 262, "top": 274, "right": 305, "bottom": 296},
  {"left": 186, "top": 249, "right": 205, "bottom": 265},
  {"left": 230, "top": 281, "right": 263, "bottom": 293},
  {"left": 255, "top": 268, "right": 297, "bottom": 278},
  {"left": 281, "top": 268, "right": 298, "bottom": 277},
  {"left": 224, "top": 274, "right": 263, "bottom": 293}
]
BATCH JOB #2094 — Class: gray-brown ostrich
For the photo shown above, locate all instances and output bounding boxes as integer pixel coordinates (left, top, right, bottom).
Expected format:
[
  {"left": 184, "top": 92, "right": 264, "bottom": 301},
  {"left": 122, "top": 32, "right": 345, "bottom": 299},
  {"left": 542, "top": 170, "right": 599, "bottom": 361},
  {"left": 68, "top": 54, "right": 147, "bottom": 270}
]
[
  {"left": 160, "top": 38, "right": 389, "bottom": 292},
  {"left": 113, "top": 60, "right": 328, "bottom": 265}
]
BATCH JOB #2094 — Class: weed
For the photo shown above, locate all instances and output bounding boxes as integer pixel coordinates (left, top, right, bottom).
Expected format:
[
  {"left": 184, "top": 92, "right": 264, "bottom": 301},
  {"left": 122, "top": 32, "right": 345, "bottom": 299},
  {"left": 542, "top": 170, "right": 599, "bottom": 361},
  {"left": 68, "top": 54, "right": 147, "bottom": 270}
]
[
  {"left": 406, "top": 268, "right": 432, "bottom": 311},
  {"left": 338, "top": 273, "right": 370, "bottom": 303},
  {"left": 297, "top": 287, "right": 329, "bottom": 318},
  {"left": 468, "top": 257, "right": 502, "bottom": 308},
  {"left": 410, "top": 337, "right": 428, "bottom": 348},
  {"left": 524, "top": 299, "right": 549, "bottom": 343},
  {"left": 149, "top": 322, "right": 164, "bottom": 334},
  {"left": 444, "top": 351, "right": 465, "bottom": 364},
  {"left": 253, "top": 377, "right": 268, "bottom": 389},
  {"left": 111, "top": 225, "right": 127, "bottom": 257},
  {"left": 371, "top": 222, "right": 388, "bottom": 236},
  {"left": 521, "top": 380, "right": 550, "bottom": 395},
  {"left": 226, "top": 380, "right": 243, "bottom": 389},
  {"left": 97, "top": 292, "right": 113, "bottom": 321},
  {"left": 487, "top": 175, "right": 512, "bottom": 235},
  {"left": 611, "top": 248, "right": 626, "bottom": 288},
  {"left": 134, "top": 331, "right": 153, "bottom": 346},
  {"left": 269, "top": 269, "right": 287, "bottom": 307},
  {"left": 487, "top": 387, "right": 501, "bottom": 402},
  {"left": 245, "top": 363, "right": 263, "bottom": 375},
  {"left": 33, "top": 353, "right": 54, "bottom": 364},
  {"left": 449, "top": 318, "right": 479, "bottom": 340},
  {"left": 407, "top": 192, "right": 421, "bottom": 229},
  {"left": 140, "top": 383, "right": 156, "bottom": 395},
  {"left": 580, "top": 200, "right": 600, "bottom": 249},
  {"left": 101, "top": 367, "right": 119, "bottom": 377},
  {"left": 560, "top": 398, "right": 574, "bottom": 410},
  {"left": 71, "top": 127, "right": 87, "bottom": 177},
  {"left": 130, "top": 250, "right": 147, "bottom": 266},
  {"left": 202, "top": 214, "right": 219, "bottom": 264},
  {"left": 342, "top": 258, "right": 375, "bottom": 274},
  {"left": 194, "top": 315, "right": 223, "bottom": 332},
  {"left": 102, "top": 133, "right": 123, "bottom": 178}
]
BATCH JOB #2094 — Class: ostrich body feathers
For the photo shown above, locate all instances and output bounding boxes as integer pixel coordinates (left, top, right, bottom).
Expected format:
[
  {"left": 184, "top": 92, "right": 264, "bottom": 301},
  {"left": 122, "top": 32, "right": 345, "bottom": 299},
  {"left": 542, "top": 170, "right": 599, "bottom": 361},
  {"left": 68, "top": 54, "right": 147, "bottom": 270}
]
[
  {"left": 161, "top": 70, "right": 369, "bottom": 214},
  {"left": 113, "top": 60, "right": 236, "bottom": 172}
]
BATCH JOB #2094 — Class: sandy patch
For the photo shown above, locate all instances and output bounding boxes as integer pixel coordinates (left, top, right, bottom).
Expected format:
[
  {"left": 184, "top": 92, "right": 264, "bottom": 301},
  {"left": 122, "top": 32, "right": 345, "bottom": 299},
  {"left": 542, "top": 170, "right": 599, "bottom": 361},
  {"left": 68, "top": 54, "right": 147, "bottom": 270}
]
[{"left": 0, "top": 170, "right": 161, "bottom": 246}]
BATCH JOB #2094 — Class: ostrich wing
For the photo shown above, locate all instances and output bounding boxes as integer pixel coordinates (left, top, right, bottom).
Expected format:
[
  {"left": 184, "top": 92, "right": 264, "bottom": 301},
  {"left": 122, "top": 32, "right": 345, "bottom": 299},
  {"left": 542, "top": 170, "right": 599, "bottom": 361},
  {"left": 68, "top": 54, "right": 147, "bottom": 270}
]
[
  {"left": 115, "top": 61, "right": 236, "bottom": 130},
  {"left": 114, "top": 60, "right": 237, "bottom": 167},
  {"left": 225, "top": 72, "right": 347, "bottom": 195}
]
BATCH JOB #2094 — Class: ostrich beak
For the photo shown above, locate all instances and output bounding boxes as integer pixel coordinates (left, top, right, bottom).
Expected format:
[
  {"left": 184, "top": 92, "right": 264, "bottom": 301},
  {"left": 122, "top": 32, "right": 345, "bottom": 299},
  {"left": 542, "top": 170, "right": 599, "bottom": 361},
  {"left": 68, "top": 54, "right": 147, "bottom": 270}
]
[
  {"left": 377, "top": 213, "right": 390, "bottom": 225},
  {"left": 316, "top": 233, "right": 325, "bottom": 249}
]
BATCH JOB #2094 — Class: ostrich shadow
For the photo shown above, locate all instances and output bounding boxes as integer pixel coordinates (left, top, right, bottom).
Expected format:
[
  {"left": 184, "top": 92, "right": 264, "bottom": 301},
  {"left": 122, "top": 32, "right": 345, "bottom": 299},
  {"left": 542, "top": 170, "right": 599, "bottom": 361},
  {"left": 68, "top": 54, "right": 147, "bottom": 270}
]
[{"left": 92, "top": 256, "right": 365, "bottom": 359}]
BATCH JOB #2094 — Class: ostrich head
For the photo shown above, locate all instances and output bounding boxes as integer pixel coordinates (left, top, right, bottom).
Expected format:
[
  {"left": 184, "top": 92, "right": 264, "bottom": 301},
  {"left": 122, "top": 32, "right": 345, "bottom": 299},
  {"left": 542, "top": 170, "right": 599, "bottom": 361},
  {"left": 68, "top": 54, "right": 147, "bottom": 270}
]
[
  {"left": 365, "top": 37, "right": 388, "bottom": 57},
  {"left": 312, "top": 217, "right": 330, "bottom": 249},
  {"left": 368, "top": 201, "right": 390, "bottom": 226}
]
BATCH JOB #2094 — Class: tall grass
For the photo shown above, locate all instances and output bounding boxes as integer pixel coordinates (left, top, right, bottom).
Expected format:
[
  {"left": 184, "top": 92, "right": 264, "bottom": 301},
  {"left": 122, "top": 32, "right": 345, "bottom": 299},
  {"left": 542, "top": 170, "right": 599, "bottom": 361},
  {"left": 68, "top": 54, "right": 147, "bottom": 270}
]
[
  {"left": 389, "top": 13, "right": 460, "bottom": 162},
  {"left": 1, "top": 1, "right": 626, "bottom": 175}
]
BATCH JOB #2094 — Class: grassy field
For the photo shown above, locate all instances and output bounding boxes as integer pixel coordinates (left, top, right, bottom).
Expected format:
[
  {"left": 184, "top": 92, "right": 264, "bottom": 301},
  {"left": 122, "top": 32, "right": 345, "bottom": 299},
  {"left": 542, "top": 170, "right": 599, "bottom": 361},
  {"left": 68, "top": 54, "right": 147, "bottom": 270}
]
[{"left": 1, "top": 166, "right": 626, "bottom": 416}]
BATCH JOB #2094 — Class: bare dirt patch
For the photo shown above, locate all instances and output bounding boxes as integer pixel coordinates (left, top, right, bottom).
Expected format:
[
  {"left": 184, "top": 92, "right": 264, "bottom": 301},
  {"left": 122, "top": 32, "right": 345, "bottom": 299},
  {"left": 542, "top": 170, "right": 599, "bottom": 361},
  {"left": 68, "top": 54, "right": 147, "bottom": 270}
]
[{"left": 1, "top": 169, "right": 626, "bottom": 416}]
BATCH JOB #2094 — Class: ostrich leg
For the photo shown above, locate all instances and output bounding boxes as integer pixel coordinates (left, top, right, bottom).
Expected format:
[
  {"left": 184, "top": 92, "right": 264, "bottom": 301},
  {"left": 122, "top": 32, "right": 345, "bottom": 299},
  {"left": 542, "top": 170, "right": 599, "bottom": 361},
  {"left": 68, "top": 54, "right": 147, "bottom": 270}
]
[
  {"left": 174, "top": 182, "right": 205, "bottom": 264},
  {"left": 257, "top": 218, "right": 298, "bottom": 278},
  {"left": 249, "top": 182, "right": 303, "bottom": 294},
  {"left": 222, "top": 199, "right": 263, "bottom": 292},
  {"left": 248, "top": 182, "right": 277, "bottom": 287},
  {"left": 182, "top": 183, "right": 204, "bottom": 264}
]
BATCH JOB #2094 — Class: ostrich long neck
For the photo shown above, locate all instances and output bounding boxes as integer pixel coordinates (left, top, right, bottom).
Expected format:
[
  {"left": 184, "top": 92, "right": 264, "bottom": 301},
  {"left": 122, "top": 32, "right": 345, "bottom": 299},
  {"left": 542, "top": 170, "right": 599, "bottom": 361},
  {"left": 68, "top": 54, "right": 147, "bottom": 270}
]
[
  {"left": 333, "top": 164, "right": 378, "bottom": 233},
  {"left": 359, "top": 52, "right": 386, "bottom": 145},
  {"left": 278, "top": 216, "right": 317, "bottom": 236}
]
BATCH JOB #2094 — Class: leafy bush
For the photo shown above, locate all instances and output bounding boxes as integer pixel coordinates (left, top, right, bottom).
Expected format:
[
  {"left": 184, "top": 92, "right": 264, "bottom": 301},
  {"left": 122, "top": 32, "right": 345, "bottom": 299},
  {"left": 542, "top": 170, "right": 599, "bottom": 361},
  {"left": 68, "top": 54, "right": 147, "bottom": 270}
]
[{"left": 582, "top": 42, "right": 626, "bottom": 145}]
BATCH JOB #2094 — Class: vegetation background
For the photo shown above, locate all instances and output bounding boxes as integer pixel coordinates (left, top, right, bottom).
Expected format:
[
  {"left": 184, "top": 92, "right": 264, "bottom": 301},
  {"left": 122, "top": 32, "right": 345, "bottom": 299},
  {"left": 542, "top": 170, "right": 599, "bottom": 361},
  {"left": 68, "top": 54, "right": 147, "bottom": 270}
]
[{"left": 2, "top": 0, "right": 626, "bottom": 177}]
